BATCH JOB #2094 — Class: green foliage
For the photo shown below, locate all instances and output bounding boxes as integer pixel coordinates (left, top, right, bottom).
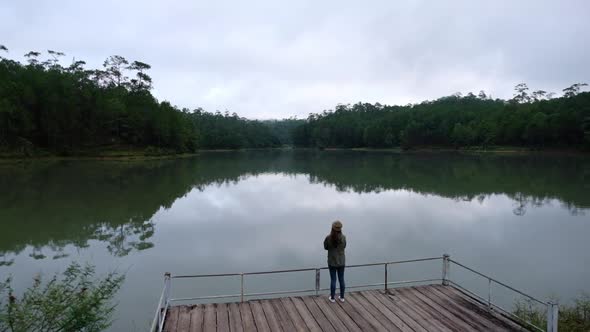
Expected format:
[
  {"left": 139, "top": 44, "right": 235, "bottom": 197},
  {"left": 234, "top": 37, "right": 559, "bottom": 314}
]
[
  {"left": 0, "top": 262, "right": 124, "bottom": 332},
  {"left": 583, "top": 117, "right": 590, "bottom": 150},
  {"left": 293, "top": 85, "right": 590, "bottom": 150},
  {"left": 263, "top": 118, "right": 304, "bottom": 146},
  {"left": 0, "top": 48, "right": 280, "bottom": 155},
  {"left": 514, "top": 294, "right": 590, "bottom": 331}
]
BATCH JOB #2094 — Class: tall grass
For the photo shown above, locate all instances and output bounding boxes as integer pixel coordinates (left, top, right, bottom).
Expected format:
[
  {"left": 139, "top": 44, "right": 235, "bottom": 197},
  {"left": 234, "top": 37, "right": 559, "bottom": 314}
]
[{"left": 514, "top": 294, "right": 590, "bottom": 331}]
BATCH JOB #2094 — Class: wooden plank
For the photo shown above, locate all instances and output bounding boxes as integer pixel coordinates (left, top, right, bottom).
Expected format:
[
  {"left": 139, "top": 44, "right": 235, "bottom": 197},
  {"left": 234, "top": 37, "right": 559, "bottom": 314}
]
[
  {"left": 176, "top": 306, "right": 192, "bottom": 331},
  {"left": 227, "top": 303, "right": 243, "bottom": 332},
  {"left": 359, "top": 291, "right": 414, "bottom": 332},
  {"left": 203, "top": 304, "right": 217, "bottom": 332},
  {"left": 164, "top": 306, "right": 180, "bottom": 332},
  {"left": 279, "top": 297, "right": 309, "bottom": 332},
  {"left": 406, "top": 286, "right": 478, "bottom": 331},
  {"left": 446, "top": 285, "right": 529, "bottom": 331},
  {"left": 348, "top": 292, "right": 401, "bottom": 332},
  {"left": 438, "top": 285, "right": 526, "bottom": 331},
  {"left": 335, "top": 293, "right": 377, "bottom": 332},
  {"left": 369, "top": 290, "right": 428, "bottom": 332},
  {"left": 250, "top": 301, "right": 271, "bottom": 332},
  {"left": 381, "top": 289, "right": 446, "bottom": 331},
  {"left": 291, "top": 297, "right": 322, "bottom": 332},
  {"left": 270, "top": 299, "right": 298, "bottom": 332},
  {"left": 424, "top": 286, "right": 508, "bottom": 331},
  {"left": 345, "top": 292, "right": 388, "bottom": 332},
  {"left": 260, "top": 300, "right": 284, "bottom": 332},
  {"left": 390, "top": 288, "right": 453, "bottom": 331},
  {"left": 434, "top": 286, "right": 515, "bottom": 331},
  {"left": 312, "top": 296, "right": 355, "bottom": 332},
  {"left": 397, "top": 287, "right": 468, "bottom": 331},
  {"left": 239, "top": 302, "right": 257, "bottom": 332},
  {"left": 216, "top": 303, "right": 230, "bottom": 332},
  {"left": 189, "top": 305, "right": 204, "bottom": 332},
  {"left": 301, "top": 296, "right": 336, "bottom": 332}
]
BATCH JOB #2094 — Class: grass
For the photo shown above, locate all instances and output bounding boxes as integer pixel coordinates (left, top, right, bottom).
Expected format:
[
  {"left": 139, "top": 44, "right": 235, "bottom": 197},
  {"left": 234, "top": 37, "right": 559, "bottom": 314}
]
[{"left": 513, "top": 294, "right": 590, "bottom": 331}]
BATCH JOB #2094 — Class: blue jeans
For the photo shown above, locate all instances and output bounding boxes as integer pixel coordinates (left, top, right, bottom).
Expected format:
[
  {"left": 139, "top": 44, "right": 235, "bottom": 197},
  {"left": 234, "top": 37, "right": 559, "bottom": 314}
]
[{"left": 329, "top": 266, "right": 345, "bottom": 299}]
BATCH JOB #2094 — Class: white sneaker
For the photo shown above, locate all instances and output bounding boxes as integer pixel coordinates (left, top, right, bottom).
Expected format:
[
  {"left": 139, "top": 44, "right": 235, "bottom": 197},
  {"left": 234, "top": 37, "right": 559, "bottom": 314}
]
[
  {"left": 328, "top": 297, "right": 335, "bottom": 303},
  {"left": 338, "top": 296, "right": 345, "bottom": 302}
]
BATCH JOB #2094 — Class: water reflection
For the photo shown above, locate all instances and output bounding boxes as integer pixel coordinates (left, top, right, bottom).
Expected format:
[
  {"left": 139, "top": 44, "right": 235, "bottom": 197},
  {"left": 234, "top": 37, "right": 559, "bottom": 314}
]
[{"left": 0, "top": 151, "right": 588, "bottom": 261}]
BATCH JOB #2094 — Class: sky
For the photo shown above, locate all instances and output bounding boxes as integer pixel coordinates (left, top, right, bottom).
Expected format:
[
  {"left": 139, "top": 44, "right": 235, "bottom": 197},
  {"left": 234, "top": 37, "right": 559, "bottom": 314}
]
[{"left": 1, "top": 0, "right": 589, "bottom": 119}]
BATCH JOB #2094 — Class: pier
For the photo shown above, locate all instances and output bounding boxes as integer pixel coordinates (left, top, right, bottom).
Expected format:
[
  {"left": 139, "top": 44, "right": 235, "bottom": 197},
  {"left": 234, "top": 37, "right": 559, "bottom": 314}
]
[{"left": 152, "top": 255, "right": 558, "bottom": 331}]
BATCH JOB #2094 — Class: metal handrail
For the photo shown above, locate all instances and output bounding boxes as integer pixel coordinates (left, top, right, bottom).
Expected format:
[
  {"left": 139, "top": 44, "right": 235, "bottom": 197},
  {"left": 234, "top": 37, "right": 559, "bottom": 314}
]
[
  {"left": 151, "top": 254, "right": 558, "bottom": 332},
  {"left": 447, "top": 259, "right": 558, "bottom": 332},
  {"left": 170, "top": 256, "right": 442, "bottom": 279},
  {"left": 449, "top": 258, "right": 547, "bottom": 306},
  {"left": 450, "top": 281, "right": 545, "bottom": 332},
  {"left": 168, "top": 278, "right": 443, "bottom": 303}
]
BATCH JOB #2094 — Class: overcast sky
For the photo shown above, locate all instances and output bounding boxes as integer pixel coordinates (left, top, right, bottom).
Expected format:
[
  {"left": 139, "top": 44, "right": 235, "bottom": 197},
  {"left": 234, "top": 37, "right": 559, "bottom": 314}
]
[{"left": 2, "top": 0, "right": 589, "bottom": 119}]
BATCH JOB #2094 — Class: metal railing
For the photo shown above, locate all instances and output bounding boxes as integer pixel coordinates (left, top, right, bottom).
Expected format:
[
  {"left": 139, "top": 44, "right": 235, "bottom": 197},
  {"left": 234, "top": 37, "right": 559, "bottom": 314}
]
[
  {"left": 448, "top": 258, "right": 558, "bottom": 332},
  {"left": 150, "top": 254, "right": 559, "bottom": 332}
]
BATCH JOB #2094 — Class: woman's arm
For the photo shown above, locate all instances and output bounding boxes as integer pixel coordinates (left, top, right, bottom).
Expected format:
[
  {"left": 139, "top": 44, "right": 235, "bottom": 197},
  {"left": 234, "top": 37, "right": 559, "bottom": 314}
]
[{"left": 324, "top": 236, "right": 329, "bottom": 250}]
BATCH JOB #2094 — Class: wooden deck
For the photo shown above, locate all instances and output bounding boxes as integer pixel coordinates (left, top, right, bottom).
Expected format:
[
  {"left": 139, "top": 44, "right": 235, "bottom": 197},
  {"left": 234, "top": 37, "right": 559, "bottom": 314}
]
[{"left": 161, "top": 284, "right": 528, "bottom": 331}]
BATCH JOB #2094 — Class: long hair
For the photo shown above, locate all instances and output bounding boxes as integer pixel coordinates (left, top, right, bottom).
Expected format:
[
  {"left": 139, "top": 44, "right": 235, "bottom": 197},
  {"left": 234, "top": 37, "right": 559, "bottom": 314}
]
[{"left": 329, "top": 228, "right": 342, "bottom": 248}]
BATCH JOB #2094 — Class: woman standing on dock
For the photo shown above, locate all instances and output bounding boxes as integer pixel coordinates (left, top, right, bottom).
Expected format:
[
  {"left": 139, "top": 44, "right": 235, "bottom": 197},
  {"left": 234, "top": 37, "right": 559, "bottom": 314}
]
[{"left": 324, "top": 220, "right": 346, "bottom": 303}]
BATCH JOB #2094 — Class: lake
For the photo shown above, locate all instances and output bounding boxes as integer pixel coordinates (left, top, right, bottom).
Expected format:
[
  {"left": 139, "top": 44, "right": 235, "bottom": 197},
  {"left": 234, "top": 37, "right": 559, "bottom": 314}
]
[{"left": 1, "top": 150, "right": 589, "bottom": 331}]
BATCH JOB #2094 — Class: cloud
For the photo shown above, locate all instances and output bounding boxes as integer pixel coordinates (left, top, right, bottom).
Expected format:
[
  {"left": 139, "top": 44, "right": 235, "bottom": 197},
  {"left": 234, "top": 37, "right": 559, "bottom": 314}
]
[{"left": 2, "top": 0, "right": 589, "bottom": 119}]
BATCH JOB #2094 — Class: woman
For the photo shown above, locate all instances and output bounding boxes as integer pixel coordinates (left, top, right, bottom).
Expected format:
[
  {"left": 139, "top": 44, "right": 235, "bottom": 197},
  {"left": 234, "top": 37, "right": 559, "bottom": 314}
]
[{"left": 324, "top": 220, "right": 346, "bottom": 302}]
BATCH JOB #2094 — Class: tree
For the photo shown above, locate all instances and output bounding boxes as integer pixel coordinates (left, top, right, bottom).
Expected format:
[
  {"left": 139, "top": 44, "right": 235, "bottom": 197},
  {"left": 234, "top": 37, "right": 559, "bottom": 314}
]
[
  {"left": 531, "top": 90, "right": 547, "bottom": 101},
  {"left": 584, "top": 117, "right": 590, "bottom": 150},
  {"left": 513, "top": 83, "right": 530, "bottom": 103},
  {"left": 45, "top": 50, "right": 65, "bottom": 68},
  {"left": 524, "top": 112, "right": 549, "bottom": 146},
  {"left": 451, "top": 123, "right": 475, "bottom": 147},
  {"left": 0, "top": 262, "right": 124, "bottom": 332},
  {"left": 127, "top": 61, "right": 152, "bottom": 90},
  {"left": 24, "top": 51, "right": 41, "bottom": 65},
  {"left": 563, "top": 83, "right": 588, "bottom": 98},
  {"left": 0, "top": 45, "right": 6, "bottom": 60},
  {"left": 102, "top": 55, "right": 129, "bottom": 87}
]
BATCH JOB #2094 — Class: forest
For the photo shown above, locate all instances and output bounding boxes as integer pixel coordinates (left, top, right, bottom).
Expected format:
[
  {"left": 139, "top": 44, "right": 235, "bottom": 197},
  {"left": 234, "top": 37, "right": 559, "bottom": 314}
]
[
  {"left": 0, "top": 47, "right": 286, "bottom": 155},
  {"left": 292, "top": 86, "right": 590, "bottom": 150},
  {"left": 1, "top": 46, "right": 589, "bottom": 156}
]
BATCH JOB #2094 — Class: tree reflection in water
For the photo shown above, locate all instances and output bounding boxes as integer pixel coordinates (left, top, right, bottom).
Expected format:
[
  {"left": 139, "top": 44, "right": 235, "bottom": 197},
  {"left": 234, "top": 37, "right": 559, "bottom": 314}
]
[{"left": 0, "top": 151, "right": 588, "bottom": 260}]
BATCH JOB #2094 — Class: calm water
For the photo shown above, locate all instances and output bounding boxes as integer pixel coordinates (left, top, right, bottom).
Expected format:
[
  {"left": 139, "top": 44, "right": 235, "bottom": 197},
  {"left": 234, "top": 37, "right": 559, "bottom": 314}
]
[{"left": 1, "top": 151, "right": 589, "bottom": 331}]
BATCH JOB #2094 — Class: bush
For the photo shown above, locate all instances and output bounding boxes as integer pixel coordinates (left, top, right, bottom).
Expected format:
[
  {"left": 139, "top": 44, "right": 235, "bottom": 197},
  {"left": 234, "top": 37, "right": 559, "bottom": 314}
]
[{"left": 0, "top": 262, "right": 124, "bottom": 332}]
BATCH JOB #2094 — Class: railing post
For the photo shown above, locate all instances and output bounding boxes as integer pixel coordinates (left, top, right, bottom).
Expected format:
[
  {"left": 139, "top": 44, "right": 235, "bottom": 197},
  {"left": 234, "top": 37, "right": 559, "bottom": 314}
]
[
  {"left": 157, "top": 272, "right": 171, "bottom": 332},
  {"left": 547, "top": 301, "right": 559, "bottom": 332},
  {"left": 315, "top": 269, "right": 320, "bottom": 296},
  {"left": 384, "top": 263, "right": 388, "bottom": 291},
  {"left": 240, "top": 273, "right": 244, "bottom": 303},
  {"left": 164, "top": 272, "right": 171, "bottom": 301},
  {"left": 487, "top": 279, "right": 492, "bottom": 310},
  {"left": 442, "top": 254, "right": 450, "bottom": 286}
]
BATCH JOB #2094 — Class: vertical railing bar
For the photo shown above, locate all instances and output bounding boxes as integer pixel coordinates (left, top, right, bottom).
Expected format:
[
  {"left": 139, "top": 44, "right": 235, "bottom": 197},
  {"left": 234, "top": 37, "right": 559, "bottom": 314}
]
[
  {"left": 547, "top": 301, "right": 559, "bottom": 332},
  {"left": 384, "top": 263, "right": 388, "bottom": 291},
  {"left": 240, "top": 273, "right": 244, "bottom": 303},
  {"left": 488, "top": 278, "right": 492, "bottom": 310},
  {"left": 315, "top": 269, "right": 320, "bottom": 296},
  {"left": 442, "top": 254, "right": 450, "bottom": 286},
  {"left": 157, "top": 272, "right": 171, "bottom": 332},
  {"left": 150, "top": 272, "right": 170, "bottom": 332}
]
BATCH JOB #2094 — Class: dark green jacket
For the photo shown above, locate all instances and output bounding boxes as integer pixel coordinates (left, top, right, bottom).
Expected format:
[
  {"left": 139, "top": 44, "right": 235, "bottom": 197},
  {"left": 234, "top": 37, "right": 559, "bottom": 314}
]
[{"left": 324, "top": 234, "right": 346, "bottom": 267}]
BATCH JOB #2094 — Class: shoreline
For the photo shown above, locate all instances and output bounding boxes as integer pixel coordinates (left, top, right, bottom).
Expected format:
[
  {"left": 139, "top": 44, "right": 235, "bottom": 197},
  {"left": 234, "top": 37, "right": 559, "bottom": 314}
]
[{"left": 0, "top": 146, "right": 587, "bottom": 162}]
